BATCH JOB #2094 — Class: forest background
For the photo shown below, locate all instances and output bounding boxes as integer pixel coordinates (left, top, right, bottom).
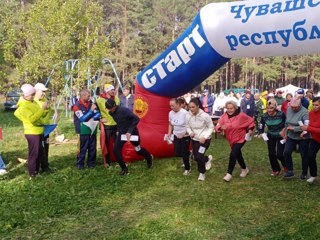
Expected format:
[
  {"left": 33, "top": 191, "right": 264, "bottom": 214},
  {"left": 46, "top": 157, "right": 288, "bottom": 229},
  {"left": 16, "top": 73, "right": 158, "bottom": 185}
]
[{"left": 0, "top": 0, "right": 319, "bottom": 95}]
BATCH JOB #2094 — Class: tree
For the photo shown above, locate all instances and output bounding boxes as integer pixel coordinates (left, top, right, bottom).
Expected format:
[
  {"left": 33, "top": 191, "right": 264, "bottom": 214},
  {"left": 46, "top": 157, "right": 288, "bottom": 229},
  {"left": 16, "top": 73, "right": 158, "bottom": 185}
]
[{"left": 1, "top": 0, "right": 109, "bottom": 93}]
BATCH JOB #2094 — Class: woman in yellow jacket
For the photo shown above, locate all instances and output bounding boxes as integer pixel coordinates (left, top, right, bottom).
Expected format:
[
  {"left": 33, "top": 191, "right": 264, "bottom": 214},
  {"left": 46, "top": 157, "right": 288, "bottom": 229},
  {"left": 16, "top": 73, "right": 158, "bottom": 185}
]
[{"left": 14, "top": 84, "right": 50, "bottom": 178}]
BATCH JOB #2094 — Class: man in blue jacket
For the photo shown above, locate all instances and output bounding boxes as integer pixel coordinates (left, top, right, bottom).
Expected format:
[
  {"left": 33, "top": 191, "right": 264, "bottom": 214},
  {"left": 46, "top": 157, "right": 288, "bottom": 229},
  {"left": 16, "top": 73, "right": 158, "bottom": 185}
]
[
  {"left": 105, "top": 98, "right": 153, "bottom": 175},
  {"left": 240, "top": 90, "right": 255, "bottom": 118}
]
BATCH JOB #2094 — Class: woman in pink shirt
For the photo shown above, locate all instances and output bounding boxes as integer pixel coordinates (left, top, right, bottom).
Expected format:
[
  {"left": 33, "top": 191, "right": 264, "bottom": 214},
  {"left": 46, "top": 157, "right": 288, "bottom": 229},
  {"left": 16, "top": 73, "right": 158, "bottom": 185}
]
[{"left": 215, "top": 100, "right": 255, "bottom": 182}]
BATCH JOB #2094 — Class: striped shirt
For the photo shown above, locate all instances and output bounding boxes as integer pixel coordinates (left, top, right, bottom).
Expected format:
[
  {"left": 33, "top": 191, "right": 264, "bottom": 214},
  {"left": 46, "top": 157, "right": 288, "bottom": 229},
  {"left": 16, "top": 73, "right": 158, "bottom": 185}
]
[{"left": 259, "top": 111, "right": 286, "bottom": 138}]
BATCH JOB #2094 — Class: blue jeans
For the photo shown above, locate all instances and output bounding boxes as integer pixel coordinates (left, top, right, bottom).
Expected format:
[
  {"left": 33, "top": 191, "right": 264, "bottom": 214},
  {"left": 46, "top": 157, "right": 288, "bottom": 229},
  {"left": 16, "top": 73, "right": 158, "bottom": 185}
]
[
  {"left": 283, "top": 137, "right": 309, "bottom": 175},
  {"left": 0, "top": 154, "right": 6, "bottom": 169}
]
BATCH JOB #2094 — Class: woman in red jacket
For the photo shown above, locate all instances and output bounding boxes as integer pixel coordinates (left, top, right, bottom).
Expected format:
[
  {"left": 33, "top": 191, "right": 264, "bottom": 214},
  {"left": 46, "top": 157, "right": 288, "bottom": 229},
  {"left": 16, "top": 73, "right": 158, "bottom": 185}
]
[
  {"left": 300, "top": 97, "right": 320, "bottom": 183},
  {"left": 215, "top": 100, "right": 255, "bottom": 182},
  {"left": 281, "top": 93, "right": 293, "bottom": 115}
]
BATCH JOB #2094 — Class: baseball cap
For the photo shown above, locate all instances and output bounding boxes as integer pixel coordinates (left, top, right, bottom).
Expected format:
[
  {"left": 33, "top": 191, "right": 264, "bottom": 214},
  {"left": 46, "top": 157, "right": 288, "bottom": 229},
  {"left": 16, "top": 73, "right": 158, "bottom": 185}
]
[
  {"left": 21, "top": 84, "right": 36, "bottom": 97},
  {"left": 297, "top": 89, "right": 305, "bottom": 95},
  {"left": 34, "top": 83, "right": 48, "bottom": 91},
  {"left": 104, "top": 84, "right": 115, "bottom": 93}
]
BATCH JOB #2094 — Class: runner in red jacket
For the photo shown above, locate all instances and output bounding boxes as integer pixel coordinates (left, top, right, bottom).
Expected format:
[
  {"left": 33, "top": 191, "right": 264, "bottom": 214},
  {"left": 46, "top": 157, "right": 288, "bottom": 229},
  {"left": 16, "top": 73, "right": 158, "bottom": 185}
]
[{"left": 215, "top": 100, "right": 255, "bottom": 182}]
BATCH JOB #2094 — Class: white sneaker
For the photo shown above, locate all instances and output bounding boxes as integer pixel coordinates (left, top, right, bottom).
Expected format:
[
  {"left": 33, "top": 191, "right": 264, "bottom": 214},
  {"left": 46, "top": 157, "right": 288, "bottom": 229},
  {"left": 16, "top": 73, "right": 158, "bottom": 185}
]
[
  {"left": 307, "top": 176, "right": 317, "bottom": 183},
  {"left": 183, "top": 170, "right": 191, "bottom": 176},
  {"left": 198, "top": 173, "right": 205, "bottom": 181},
  {"left": 223, "top": 173, "right": 232, "bottom": 182},
  {"left": 181, "top": 163, "right": 185, "bottom": 168},
  {"left": 205, "top": 155, "right": 213, "bottom": 171},
  {"left": 240, "top": 168, "right": 249, "bottom": 177},
  {"left": 0, "top": 169, "right": 7, "bottom": 175}
]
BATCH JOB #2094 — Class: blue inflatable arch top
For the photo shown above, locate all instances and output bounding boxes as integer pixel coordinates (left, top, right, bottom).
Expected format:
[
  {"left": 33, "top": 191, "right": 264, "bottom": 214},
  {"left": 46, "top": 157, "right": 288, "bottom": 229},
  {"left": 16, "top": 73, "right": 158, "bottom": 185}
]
[{"left": 137, "top": 0, "right": 320, "bottom": 97}]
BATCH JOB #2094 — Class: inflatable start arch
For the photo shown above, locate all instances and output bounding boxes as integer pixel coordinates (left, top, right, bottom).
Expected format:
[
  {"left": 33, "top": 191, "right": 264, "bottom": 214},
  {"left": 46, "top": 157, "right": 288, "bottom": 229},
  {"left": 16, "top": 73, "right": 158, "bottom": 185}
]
[{"left": 123, "top": 0, "right": 320, "bottom": 161}]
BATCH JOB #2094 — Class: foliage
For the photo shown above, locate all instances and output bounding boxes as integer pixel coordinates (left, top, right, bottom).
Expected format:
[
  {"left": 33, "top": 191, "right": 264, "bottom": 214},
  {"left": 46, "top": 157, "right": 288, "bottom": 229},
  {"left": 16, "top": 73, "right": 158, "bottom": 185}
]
[
  {"left": 0, "top": 0, "right": 319, "bottom": 93},
  {"left": 0, "top": 0, "right": 109, "bottom": 93}
]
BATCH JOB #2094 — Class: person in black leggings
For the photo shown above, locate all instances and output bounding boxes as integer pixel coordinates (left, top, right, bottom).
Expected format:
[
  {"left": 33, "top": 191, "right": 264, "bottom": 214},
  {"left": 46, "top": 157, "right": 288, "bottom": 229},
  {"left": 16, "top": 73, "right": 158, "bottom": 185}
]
[{"left": 105, "top": 99, "right": 153, "bottom": 175}]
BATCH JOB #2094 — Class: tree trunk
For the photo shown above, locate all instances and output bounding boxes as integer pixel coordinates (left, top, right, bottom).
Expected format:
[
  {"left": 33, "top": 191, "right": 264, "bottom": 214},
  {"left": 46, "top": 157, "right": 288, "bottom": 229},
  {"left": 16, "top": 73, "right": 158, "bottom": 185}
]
[
  {"left": 172, "top": 0, "right": 176, "bottom": 41},
  {"left": 121, "top": 2, "right": 127, "bottom": 83}
]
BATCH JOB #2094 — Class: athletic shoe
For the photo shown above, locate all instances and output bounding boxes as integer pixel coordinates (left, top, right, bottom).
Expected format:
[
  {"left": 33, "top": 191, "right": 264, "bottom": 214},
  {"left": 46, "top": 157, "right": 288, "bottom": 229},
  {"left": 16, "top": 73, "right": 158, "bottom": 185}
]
[
  {"left": 283, "top": 167, "right": 289, "bottom": 173},
  {"left": 271, "top": 171, "right": 280, "bottom": 176},
  {"left": 198, "top": 173, "right": 205, "bottom": 181},
  {"left": 283, "top": 171, "right": 294, "bottom": 179},
  {"left": 240, "top": 168, "right": 249, "bottom": 177},
  {"left": 119, "top": 169, "right": 129, "bottom": 175},
  {"left": 183, "top": 170, "right": 191, "bottom": 176},
  {"left": 223, "top": 173, "right": 232, "bottom": 182},
  {"left": 300, "top": 174, "right": 307, "bottom": 180},
  {"left": 0, "top": 169, "right": 7, "bottom": 175},
  {"left": 205, "top": 155, "right": 213, "bottom": 171},
  {"left": 147, "top": 154, "right": 153, "bottom": 169},
  {"left": 307, "top": 176, "right": 317, "bottom": 183}
]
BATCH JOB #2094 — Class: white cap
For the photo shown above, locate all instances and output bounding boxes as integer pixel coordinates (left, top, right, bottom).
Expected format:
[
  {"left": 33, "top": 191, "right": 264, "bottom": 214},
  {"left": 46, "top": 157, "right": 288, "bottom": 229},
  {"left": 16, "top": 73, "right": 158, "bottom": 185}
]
[
  {"left": 21, "top": 84, "right": 36, "bottom": 97},
  {"left": 104, "top": 84, "right": 115, "bottom": 93},
  {"left": 34, "top": 83, "right": 48, "bottom": 91}
]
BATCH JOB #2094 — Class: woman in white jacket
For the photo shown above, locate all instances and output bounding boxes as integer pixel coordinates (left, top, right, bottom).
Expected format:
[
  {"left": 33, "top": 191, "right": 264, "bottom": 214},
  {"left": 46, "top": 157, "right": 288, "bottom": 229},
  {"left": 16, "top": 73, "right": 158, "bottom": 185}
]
[{"left": 186, "top": 98, "right": 214, "bottom": 181}]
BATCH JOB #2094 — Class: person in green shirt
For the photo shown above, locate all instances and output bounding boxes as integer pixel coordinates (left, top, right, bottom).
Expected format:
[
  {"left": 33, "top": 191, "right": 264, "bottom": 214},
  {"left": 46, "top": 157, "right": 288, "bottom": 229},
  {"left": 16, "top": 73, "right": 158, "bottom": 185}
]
[{"left": 259, "top": 99, "right": 287, "bottom": 176}]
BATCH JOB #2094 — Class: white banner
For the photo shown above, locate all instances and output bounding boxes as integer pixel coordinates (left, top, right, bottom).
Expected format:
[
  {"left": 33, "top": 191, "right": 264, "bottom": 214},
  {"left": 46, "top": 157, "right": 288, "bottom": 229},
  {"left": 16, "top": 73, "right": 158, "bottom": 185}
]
[{"left": 201, "top": 0, "right": 320, "bottom": 58}]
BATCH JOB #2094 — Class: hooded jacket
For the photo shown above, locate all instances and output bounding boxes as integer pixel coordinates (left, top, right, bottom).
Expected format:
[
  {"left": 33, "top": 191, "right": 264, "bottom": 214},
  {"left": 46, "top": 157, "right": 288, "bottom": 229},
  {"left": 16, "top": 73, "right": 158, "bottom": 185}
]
[
  {"left": 14, "top": 97, "right": 47, "bottom": 134},
  {"left": 186, "top": 109, "right": 213, "bottom": 141}
]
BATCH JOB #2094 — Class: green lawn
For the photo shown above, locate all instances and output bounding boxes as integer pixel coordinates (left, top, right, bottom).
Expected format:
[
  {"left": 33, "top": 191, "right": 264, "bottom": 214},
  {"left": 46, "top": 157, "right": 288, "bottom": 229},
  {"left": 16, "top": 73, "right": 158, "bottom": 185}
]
[{"left": 0, "top": 108, "right": 320, "bottom": 240}]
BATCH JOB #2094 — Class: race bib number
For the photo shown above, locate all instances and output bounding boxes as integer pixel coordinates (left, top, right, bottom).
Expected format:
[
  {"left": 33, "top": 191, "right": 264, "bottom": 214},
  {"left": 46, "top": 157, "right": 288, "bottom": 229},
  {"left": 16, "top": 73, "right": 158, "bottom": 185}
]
[{"left": 198, "top": 146, "right": 206, "bottom": 154}]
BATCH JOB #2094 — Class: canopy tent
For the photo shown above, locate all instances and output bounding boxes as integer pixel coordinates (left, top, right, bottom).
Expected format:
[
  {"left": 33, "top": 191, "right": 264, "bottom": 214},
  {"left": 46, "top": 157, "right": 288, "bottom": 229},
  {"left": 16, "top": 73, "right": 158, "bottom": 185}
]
[{"left": 276, "top": 84, "right": 306, "bottom": 96}]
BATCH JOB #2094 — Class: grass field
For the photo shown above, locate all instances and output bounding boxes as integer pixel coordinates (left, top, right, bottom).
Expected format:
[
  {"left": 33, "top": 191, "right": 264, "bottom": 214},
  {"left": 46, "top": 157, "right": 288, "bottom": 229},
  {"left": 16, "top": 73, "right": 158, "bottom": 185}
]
[{"left": 0, "top": 107, "right": 320, "bottom": 240}]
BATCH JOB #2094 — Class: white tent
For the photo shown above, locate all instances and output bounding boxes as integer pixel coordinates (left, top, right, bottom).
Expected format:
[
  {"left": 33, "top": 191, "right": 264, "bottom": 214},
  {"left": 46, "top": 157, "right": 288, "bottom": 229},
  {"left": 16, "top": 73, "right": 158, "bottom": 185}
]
[{"left": 276, "top": 84, "right": 306, "bottom": 95}]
